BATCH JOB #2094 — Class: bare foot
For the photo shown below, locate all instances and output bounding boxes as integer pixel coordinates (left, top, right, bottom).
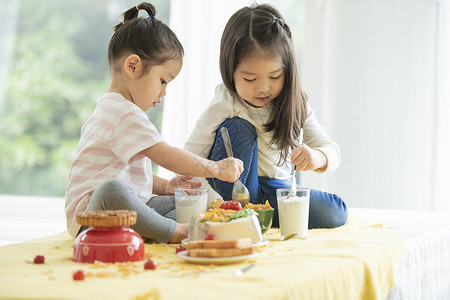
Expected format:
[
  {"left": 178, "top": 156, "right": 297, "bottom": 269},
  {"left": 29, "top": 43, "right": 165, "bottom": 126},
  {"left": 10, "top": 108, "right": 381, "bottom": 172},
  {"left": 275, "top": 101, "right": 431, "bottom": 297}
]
[{"left": 168, "top": 223, "right": 189, "bottom": 243}]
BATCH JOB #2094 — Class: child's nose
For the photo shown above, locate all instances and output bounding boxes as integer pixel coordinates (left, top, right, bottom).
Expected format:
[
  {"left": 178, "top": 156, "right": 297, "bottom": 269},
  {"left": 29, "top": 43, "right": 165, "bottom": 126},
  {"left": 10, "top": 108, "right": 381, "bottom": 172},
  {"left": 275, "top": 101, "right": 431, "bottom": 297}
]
[
  {"left": 160, "top": 86, "right": 167, "bottom": 97},
  {"left": 256, "top": 79, "right": 270, "bottom": 93}
]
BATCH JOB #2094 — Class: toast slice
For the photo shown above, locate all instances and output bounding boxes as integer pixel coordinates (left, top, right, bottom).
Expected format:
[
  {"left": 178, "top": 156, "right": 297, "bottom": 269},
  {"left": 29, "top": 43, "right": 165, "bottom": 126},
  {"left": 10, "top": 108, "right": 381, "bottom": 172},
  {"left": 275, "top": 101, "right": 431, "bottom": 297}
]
[
  {"left": 186, "top": 237, "right": 252, "bottom": 249},
  {"left": 188, "top": 247, "right": 254, "bottom": 258}
]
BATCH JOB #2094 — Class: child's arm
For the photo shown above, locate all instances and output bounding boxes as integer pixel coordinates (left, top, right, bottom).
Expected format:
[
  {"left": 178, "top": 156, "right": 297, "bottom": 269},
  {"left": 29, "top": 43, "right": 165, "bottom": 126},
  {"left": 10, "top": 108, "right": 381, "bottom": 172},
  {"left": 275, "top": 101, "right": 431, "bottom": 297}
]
[
  {"left": 142, "top": 142, "right": 243, "bottom": 182},
  {"left": 299, "top": 103, "right": 341, "bottom": 173},
  {"left": 152, "top": 175, "right": 202, "bottom": 195},
  {"left": 152, "top": 175, "right": 170, "bottom": 195}
]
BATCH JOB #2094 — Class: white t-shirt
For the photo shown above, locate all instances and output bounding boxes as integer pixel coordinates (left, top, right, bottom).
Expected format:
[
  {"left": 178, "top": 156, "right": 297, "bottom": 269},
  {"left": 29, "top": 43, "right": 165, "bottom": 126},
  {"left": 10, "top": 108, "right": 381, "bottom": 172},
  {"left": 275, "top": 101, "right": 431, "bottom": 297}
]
[
  {"left": 65, "top": 92, "right": 164, "bottom": 237},
  {"left": 184, "top": 83, "right": 341, "bottom": 202}
]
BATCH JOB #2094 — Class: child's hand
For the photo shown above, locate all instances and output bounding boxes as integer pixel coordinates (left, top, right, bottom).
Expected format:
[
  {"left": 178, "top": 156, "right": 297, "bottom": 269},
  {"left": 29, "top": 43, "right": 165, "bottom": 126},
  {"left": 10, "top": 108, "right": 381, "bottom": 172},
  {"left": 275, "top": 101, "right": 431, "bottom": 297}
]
[
  {"left": 216, "top": 157, "right": 244, "bottom": 182},
  {"left": 291, "top": 144, "right": 328, "bottom": 171},
  {"left": 164, "top": 176, "right": 202, "bottom": 195}
]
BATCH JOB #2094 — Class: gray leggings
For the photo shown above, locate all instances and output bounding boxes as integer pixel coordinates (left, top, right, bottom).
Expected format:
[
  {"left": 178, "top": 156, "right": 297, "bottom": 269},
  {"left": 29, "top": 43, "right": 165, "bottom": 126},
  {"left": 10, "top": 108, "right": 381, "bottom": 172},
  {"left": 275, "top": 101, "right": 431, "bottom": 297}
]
[{"left": 83, "top": 179, "right": 176, "bottom": 243}]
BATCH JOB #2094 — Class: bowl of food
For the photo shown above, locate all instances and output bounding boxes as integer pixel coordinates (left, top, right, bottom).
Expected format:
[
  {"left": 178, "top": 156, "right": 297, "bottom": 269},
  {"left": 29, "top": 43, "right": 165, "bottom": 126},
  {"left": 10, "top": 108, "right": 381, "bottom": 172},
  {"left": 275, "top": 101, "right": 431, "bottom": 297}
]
[
  {"left": 244, "top": 201, "right": 274, "bottom": 234},
  {"left": 208, "top": 200, "right": 274, "bottom": 234}
]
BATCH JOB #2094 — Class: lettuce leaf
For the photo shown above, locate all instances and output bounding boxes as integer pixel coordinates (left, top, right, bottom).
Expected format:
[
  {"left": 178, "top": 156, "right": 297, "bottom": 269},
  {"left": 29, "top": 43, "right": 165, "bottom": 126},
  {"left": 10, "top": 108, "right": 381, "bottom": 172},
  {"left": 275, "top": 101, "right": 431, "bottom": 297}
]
[{"left": 227, "top": 208, "right": 255, "bottom": 222}]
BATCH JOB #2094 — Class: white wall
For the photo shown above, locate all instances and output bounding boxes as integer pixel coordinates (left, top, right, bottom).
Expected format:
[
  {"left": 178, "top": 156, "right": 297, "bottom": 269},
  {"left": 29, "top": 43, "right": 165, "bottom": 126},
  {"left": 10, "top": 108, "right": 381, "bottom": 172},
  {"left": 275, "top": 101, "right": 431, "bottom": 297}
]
[{"left": 301, "top": 0, "right": 448, "bottom": 211}]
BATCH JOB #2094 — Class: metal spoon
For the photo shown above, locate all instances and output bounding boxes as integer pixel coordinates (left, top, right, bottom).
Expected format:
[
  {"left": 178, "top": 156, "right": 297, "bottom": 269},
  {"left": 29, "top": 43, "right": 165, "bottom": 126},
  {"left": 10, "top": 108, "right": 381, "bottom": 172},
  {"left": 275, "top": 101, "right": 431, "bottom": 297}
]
[
  {"left": 234, "top": 263, "right": 255, "bottom": 276},
  {"left": 281, "top": 232, "right": 298, "bottom": 241},
  {"left": 220, "top": 127, "right": 250, "bottom": 205},
  {"left": 287, "top": 128, "right": 303, "bottom": 198},
  {"left": 287, "top": 167, "right": 297, "bottom": 198}
]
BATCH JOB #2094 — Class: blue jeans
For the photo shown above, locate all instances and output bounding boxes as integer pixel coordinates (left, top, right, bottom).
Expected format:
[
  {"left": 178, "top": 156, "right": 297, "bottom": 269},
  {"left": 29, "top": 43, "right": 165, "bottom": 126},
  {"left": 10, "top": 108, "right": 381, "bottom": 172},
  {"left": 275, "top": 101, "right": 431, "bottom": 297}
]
[{"left": 208, "top": 117, "right": 348, "bottom": 228}]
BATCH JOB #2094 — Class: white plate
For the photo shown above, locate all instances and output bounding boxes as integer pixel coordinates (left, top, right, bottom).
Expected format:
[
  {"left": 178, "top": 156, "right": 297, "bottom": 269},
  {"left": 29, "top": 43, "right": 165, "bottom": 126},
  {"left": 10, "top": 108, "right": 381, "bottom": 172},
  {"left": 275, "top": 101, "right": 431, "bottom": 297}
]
[
  {"left": 176, "top": 250, "right": 258, "bottom": 265},
  {"left": 181, "top": 238, "right": 269, "bottom": 247},
  {"left": 253, "top": 238, "right": 269, "bottom": 247}
]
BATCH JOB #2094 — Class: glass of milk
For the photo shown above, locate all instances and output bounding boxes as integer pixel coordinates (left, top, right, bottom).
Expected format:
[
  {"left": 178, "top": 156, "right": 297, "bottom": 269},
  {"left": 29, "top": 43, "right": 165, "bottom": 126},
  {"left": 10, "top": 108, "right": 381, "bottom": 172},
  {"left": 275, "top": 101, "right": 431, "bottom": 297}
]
[
  {"left": 174, "top": 188, "right": 208, "bottom": 223},
  {"left": 276, "top": 188, "right": 310, "bottom": 239}
]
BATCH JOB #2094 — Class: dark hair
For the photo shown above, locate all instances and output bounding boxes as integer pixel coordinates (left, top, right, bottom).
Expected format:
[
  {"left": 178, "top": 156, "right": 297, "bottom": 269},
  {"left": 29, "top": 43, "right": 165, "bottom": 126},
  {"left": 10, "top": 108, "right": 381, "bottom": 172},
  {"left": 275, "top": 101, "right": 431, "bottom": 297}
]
[
  {"left": 220, "top": 4, "right": 307, "bottom": 165},
  {"left": 108, "top": 2, "right": 184, "bottom": 76}
]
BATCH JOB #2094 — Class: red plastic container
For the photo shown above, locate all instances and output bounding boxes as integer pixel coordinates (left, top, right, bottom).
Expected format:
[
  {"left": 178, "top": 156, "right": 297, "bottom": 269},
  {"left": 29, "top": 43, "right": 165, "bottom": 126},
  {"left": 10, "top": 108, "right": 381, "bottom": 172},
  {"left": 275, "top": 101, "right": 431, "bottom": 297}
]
[{"left": 73, "top": 226, "right": 145, "bottom": 263}]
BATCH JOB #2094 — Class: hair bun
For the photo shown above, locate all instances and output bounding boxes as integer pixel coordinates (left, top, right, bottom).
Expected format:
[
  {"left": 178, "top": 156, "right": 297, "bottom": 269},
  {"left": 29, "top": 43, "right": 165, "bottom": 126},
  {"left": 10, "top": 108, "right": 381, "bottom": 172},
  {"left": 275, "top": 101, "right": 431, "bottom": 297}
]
[{"left": 139, "top": 2, "right": 156, "bottom": 18}]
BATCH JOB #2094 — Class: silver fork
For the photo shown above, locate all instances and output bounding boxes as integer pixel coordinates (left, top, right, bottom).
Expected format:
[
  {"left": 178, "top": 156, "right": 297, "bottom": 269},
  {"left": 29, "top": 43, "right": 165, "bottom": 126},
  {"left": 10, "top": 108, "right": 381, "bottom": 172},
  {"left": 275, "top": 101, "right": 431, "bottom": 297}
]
[{"left": 221, "top": 127, "right": 250, "bottom": 205}]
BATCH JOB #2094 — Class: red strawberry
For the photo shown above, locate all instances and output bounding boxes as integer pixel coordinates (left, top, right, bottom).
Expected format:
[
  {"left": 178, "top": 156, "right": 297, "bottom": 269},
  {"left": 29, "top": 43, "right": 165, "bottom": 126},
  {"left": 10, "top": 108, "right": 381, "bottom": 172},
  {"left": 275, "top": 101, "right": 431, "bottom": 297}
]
[
  {"left": 33, "top": 255, "right": 45, "bottom": 264},
  {"left": 205, "top": 234, "right": 215, "bottom": 240},
  {"left": 176, "top": 246, "right": 186, "bottom": 254},
  {"left": 73, "top": 270, "right": 85, "bottom": 281},
  {"left": 144, "top": 260, "right": 158, "bottom": 270}
]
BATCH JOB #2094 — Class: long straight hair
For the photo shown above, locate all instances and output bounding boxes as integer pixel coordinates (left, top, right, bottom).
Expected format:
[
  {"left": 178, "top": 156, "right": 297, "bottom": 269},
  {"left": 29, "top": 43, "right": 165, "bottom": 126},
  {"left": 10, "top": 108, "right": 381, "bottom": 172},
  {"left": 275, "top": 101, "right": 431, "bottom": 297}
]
[{"left": 220, "top": 4, "right": 307, "bottom": 165}]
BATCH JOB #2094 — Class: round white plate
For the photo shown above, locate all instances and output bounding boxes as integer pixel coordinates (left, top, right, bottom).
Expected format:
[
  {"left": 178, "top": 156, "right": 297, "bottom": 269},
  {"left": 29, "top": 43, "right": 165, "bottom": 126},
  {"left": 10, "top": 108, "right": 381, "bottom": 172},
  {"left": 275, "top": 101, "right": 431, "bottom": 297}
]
[
  {"left": 176, "top": 250, "right": 258, "bottom": 265},
  {"left": 181, "top": 238, "right": 269, "bottom": 247},
  {"left": 253, "top": 238, "right": 269, "bottom": 247}
]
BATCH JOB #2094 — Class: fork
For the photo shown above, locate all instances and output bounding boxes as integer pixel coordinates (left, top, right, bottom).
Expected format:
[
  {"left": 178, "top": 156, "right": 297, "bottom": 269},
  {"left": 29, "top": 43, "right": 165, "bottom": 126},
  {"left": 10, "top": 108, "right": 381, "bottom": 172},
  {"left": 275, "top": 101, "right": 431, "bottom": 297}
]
[{"left": 220, "top": 127, "right": 250, "bottom": 205}]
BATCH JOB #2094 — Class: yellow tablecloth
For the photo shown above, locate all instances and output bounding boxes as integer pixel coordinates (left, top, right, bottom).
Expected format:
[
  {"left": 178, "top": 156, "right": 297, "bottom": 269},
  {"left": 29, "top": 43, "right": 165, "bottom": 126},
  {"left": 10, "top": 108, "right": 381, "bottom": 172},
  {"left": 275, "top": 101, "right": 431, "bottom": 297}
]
[{"left": 0, "top": 216, "right": 404, "bottom": 300}]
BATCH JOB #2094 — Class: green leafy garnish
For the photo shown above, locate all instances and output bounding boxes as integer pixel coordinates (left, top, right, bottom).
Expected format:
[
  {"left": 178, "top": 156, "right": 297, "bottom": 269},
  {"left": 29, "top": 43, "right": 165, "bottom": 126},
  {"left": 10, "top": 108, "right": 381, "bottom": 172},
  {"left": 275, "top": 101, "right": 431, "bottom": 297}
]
[{"left": 227, "top": 208, "right": 254, "bottom": 222}]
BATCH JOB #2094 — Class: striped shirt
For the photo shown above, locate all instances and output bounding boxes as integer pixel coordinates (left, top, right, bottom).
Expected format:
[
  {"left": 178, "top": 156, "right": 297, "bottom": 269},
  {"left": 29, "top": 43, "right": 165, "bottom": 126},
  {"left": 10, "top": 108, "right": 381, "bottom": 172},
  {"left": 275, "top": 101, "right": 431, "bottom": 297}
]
[{"left": 65, "top": 92, "right": 164, "bottom": 237}]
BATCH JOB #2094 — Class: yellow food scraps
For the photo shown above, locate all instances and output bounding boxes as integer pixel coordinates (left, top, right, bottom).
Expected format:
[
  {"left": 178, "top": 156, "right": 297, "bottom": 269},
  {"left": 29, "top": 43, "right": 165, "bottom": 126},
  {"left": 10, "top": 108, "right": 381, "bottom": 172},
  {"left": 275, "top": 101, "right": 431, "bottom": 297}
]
[
  {"left": 200, "top": 208, "right": 239, "bottom": 222},
  {"left": 244, "top": 200, "right": 273, "bottom": 210}
]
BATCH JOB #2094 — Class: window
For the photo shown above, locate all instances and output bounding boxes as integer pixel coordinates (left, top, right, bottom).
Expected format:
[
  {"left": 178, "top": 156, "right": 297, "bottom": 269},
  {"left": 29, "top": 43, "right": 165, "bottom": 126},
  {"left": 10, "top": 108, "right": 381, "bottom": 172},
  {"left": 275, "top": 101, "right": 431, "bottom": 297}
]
[{"left": 0, "top": 0, "right": 170, "bottom": 197}]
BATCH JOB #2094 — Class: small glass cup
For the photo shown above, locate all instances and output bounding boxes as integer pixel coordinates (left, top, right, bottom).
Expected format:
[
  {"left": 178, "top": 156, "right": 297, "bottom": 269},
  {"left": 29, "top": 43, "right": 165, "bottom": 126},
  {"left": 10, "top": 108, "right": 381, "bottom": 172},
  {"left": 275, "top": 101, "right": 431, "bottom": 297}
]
[
  {"left": 276, "top": 188, "right": 310, "bottom": 239},
  {"left": 174, "top": 188, "right": 208, "bottom": 223}
]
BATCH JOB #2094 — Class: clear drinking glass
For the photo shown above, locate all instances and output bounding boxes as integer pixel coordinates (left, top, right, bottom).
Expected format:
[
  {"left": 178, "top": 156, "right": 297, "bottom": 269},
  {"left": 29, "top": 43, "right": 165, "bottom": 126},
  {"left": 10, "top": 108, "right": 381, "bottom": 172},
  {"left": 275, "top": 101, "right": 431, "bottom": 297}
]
[
  {"left": 276, "top": 188, "right": 310, "bottom": 239},
  {"left": 174, "top": 188, "right": 208, "bottom": 223}
]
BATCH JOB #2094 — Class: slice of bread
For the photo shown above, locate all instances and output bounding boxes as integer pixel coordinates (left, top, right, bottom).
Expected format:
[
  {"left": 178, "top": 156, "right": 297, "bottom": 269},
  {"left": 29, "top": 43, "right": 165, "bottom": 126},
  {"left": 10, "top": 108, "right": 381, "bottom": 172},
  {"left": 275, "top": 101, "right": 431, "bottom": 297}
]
[
  {"left": 187, "top": 237, "right": 252, "bottom": 249},
  {"left": 188, "top": 247, "right": 254, "bottom": 258},
  {"left": 186, "top": 237, "right": 254, "bottom": 257}
]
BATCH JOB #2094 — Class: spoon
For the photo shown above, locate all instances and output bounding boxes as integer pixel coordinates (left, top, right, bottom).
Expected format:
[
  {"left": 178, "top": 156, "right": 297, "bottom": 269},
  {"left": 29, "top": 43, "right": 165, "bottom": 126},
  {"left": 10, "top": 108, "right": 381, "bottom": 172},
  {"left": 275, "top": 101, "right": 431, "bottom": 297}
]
[
  {"left": 234, "top": 263, "right": 255, "bottom": 276},
  {"left": 287, "top": 128, "right": 303, "bottom": 198},
  {"left": 220, "top": 127, "right": 250, "bottom": 205},
  {"left": 281, "top": 232, "right": 297, "bottom": 241}
]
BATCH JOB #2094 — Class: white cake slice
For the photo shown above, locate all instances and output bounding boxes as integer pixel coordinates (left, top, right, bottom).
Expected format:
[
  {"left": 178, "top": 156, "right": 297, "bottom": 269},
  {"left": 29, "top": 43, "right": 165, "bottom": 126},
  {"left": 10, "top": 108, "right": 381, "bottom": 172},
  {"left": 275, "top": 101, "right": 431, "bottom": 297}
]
[{"left": 188, "top": 208, "right": 263, "bottom": 243}]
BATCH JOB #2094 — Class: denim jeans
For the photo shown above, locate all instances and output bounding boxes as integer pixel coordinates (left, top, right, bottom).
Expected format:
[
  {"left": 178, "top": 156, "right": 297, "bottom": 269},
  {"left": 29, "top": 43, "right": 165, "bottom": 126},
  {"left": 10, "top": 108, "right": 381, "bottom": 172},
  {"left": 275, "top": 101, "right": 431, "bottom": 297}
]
[{"left": 208, "top": 117, "right": 348, "bottom": 228}]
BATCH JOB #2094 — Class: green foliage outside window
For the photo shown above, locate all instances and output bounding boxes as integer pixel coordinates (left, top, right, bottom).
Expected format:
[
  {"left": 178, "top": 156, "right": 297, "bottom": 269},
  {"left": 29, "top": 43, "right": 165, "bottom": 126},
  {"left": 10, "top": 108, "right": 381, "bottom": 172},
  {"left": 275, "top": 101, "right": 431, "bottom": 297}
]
[{"left": 0, "top": 0, "right": 169, "bottom": 196}]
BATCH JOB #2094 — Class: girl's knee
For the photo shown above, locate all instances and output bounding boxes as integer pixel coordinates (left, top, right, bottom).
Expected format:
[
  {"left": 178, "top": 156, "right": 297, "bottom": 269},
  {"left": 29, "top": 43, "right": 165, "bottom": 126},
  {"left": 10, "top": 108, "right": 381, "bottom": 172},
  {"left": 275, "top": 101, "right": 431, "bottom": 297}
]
[
  {"left": 91, "top": 179, "right": 134, "bottom": 207},
  {"left": 94, "top": 179, "right": 129, "bottom": 198},
  {"left": 219, "top": 118, "right": 257, "bottom": 141},
  {"left": 309, "top": 191, "right": 348, "bottom": 229},
  {"left": 323, "top": 200, "right": 348, "bottom": 228}
]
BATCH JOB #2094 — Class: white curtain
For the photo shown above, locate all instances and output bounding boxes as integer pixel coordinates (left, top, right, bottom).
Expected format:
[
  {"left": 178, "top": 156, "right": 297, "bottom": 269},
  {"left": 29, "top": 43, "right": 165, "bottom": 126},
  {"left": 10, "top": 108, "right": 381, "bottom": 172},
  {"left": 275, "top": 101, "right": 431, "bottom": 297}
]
[
  {"left": 434, "top": 0, "right": 450, "bottom": 211},
  {"left": 159, "top": 0, "right": 247, "bottom": 179},
  {"left": 301, "top": 0, "right": 449, "bottom": 211},
  {"left": 163, "top": 0, "right": 449, "bottom": 212}
]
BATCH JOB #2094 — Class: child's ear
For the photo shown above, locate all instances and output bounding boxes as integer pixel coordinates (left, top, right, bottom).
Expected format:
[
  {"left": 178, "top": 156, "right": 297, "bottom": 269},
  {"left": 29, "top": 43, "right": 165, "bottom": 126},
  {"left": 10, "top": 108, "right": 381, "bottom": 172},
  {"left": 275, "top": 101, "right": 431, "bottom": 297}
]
[{"left": 123, "top": 54, "right": 142, "bottom": 78}]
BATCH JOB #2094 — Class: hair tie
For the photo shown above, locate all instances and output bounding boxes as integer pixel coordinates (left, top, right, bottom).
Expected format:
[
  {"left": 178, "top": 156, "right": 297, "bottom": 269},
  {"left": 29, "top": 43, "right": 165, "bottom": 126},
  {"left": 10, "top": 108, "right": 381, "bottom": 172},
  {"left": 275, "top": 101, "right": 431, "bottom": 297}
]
[
  {"left": 122, "top": 20, "right": 125, "bottom": 24},
  {"left": 150, "top": 15, "right": 155, "bottom": 18},
  {"left": 272, "top": 16, "right": 285, "bottom": 27},
  {"left": 136, "top": 5, "right": 140, "bottom": 11}
]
